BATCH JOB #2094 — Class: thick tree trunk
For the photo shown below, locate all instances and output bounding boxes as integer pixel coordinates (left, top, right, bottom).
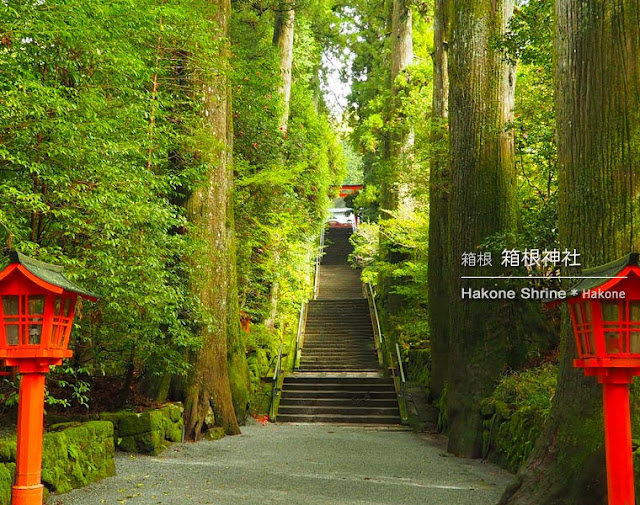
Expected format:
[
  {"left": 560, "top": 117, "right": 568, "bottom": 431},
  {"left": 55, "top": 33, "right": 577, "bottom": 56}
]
[
  {"left": 427, "top": 0, "right": 449, "bottom": 402},
  {"left": 183, "top": 0, "right": 241, "bottom": 439},
  {"left": 273, "top": 0, "right": 295, "bottom": 133},
  {"left": 378, "top": 0, "right": 413, "bottom": 318},
  {"left": 446, "top": 0, "right": 518, "bottom": 458},
  {"left": 264, "top": 1, "right": 295, "bottom": 330},
  {"left": 500, "top": 2, "right": 640, "bottom": 504}
]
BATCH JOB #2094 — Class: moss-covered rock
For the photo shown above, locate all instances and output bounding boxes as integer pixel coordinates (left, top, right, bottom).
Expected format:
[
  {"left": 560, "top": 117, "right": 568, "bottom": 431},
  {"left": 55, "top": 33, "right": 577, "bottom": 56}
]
[
  {"left": 118, "top": 430, "right": 166, "bottom": 455},
  {"left": 98, "top": 411, "right": 124, "bottom": 438},
  {"left": 112, "top": 404, "right": 183, "bottom": 454},
  {"left": 204, "top": 427, "right": 225, "bottom": 441},
  {"left": 118, "top": 410, "right": 164, "bottom": 438},
  {"left": 481, "top": 363, "right": 557, "bottom": 472},
  {"left": 40, "top": 421, "right": 115, "bottom": 496}
]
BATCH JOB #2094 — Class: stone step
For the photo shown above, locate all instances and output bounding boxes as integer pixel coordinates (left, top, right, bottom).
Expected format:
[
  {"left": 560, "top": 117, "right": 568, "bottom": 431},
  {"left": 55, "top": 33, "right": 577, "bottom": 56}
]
[
  {"left": 275, "top": 413, "right": 401, "bottom": 424},
  {"left": 300, "top": 352, "right": 377, "bottom": 359},
  {"left": 298, "top": 366, "right": 381, "bottom": 372},
  {"left": 279, "top": 398, "right": 398, "bottom": 408},
  {"left": 280, "top": 390, "right": 398, "bottom": 400},
  {"left": 278, "top": 405, "right": 400, "bottom": 416}
]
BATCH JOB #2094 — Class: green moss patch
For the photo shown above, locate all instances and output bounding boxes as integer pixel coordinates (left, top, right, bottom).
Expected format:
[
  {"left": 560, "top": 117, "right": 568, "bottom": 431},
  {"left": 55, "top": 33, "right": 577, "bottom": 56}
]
[
  {"left": 106, "top": 403, "right": 183, "bottom": 455},
  {"left": 0, "top": 421, "right": 115, "bottom": 504},
  {"left": 481, "top": 362, "right": 557, "bottom": 472}
]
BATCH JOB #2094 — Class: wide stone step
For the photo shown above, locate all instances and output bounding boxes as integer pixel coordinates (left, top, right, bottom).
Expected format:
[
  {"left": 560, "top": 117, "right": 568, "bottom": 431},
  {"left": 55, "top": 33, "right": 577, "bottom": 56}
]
[
  {"left": 284, "top": 376, "right": 390, "bottom": 384},
  {"left": 276, "top": 413, "right": 401, "bottom": 424},
  {"left": 300, "top": 365, "right": 378, "bottom": 372},
  {"left": 300, "top": 362, "right": 378, "bottom": 369},
  {"left": 300, "top": 352, "right": 376, "bottom": 358},
  {"left": 308, "top": 300, "right": 368, "bottom": 305},
  {"left": 300, "top": 353, "right": 377, "bottom": 360},
  {"left": 304, "top": 340, "right": 374, "bottom": 345},
  {"left": 282, "top": 380, "right": 395, "bottom": 390},
  {"left": 278, "top": 405, "right": 400, "bottom": 416},
  {"left": 305, "top": 326, "right": 372, "bottom": 331},
  {"left": 279, "top": 397, "right": 398, "bottom": 408},
  {"left": 280, "top": 390, "right": 398, "bottom": 400}
]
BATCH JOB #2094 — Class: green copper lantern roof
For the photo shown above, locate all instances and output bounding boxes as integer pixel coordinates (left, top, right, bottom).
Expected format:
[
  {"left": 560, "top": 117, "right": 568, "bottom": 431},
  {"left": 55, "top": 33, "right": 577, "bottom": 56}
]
[
  {"left": 9, "top": 251, "right": 98, "bottom": 300},
  {"left": 568, "top": 253, "right": 640, "bottom": 294}
]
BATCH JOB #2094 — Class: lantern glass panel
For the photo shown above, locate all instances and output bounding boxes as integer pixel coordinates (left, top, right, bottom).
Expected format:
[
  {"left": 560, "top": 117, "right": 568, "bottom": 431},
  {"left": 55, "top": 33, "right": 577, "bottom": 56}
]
[
  {"left": 604, "top": 331, "right": 621, "bottom": 354},
  {"left": 27, "top": 295, "right": 44, "bottom": 345},
  {"left": 631, "top": 301, "right": 640, "bottom": 322},
  {"left": 601, "top": 301, "right": 621, "bottom": 321},
  {"left": 2, "top": 296, "right": 19, "bottom": 345},
  {"left": 573, "top": 305, "right": 583, "bottom": 324},
  {"left": 28, "top": 296, "right": 44, "bottom": 315},
  {"left": 64, "top": 299, "right": 72, "bottom": 317}
]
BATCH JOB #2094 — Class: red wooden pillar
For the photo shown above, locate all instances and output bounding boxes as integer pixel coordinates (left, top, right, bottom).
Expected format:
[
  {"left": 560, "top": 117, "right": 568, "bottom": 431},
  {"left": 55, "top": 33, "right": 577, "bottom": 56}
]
[
  {"left": 10, "top": 361, "right": 55, "bottom": 505},
  {"left": 602, "top": 374, "right": 635, "bottom": 505}
]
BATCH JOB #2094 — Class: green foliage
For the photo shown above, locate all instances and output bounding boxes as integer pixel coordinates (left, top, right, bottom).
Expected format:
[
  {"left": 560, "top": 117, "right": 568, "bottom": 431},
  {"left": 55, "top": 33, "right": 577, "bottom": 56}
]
[
  {"left": 481, "top": 362, "right": 558, "bottom": 472},
  {"left": 341, "top": 141, "right": 364, "bottom": 184},
  {"left": 0, "top": 0, "right": 231, "bottom": 395},
  {"left": 500, "top": 0, "right": 558, "bottom": 253},
  {"left": 231, "top": 1, "right": 345, "bottom": 332}
]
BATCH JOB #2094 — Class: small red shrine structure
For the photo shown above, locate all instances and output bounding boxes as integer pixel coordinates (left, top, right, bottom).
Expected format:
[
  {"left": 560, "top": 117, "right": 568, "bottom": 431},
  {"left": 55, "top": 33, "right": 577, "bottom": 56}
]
[
  {"left": 557, "top": 253, "right": 640, "bottom": 505},
  {"left": 0, "top": 251, "right": 97, "bottom": 505}
]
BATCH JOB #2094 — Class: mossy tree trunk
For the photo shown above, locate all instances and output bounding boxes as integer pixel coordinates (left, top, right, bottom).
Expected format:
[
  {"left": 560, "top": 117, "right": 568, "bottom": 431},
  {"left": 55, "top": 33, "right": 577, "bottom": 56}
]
[
  {"left": 446, "top": 0, "right": 518, "bottom": 458},
  {"left": 273, "top": 0, "right": 295, "bottom": 134},
  {"left": 427, "top": 0, "right": 450, "bottom": 402},
  {"left": 500, "top": 2, "right": 640, "bottom": 504},
  {"left": 264, "top": 0, "right": 295, "bottom": 331},
  {"left": 378, "top": 0, "right": 413, "bottom": 319},
  {"left": 183, "top": 0, "right": 241, "bottom": 439}
]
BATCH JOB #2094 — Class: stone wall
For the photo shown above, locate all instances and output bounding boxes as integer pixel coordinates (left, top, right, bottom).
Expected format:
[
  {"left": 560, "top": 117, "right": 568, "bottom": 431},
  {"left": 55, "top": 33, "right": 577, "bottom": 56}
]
[
  {"left": 101, "top": 403, "right": 184, "bottom": 455},
  {"left": 0, "top": 421, "right": 115, "bottom": 505},
  {"left": 0, "top": 403, "right": 185, "bottom": 504}
]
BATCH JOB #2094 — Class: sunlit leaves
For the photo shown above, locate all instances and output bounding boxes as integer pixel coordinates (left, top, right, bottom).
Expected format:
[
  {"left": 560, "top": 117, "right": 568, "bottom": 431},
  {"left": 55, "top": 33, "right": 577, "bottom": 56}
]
[{"left": 0, "top": 0, "right": 224, "bottom": 380}]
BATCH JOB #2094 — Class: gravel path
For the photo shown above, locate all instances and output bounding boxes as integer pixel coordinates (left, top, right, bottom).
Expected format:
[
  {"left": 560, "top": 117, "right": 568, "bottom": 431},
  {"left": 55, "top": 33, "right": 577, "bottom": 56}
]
[{"left": 49, "top": 423, "right": 512, "bottom": 505}]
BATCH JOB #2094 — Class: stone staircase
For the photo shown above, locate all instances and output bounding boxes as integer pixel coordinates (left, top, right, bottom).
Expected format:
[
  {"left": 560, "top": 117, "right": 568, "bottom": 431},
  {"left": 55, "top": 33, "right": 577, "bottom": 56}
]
[{"left": 277, "top": 227, "right": 401, "bottom": 424}]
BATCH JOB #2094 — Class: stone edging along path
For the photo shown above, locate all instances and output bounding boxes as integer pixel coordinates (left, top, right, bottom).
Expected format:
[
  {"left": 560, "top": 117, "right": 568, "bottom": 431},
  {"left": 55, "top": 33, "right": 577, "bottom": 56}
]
[{"left": 0, "top": 403, "right": 184, "bottom": 505}]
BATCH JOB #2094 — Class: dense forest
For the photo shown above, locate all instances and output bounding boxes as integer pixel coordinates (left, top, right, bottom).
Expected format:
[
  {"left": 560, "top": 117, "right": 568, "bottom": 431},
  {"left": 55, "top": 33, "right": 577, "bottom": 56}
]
[{"left": 0, "top": 1, "right": 639, "bottom": 504}]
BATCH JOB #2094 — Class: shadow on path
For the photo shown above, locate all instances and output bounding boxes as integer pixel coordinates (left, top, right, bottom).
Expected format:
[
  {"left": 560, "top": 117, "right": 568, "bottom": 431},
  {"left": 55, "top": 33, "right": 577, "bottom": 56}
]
[{"left": 50, "top": 423, "right": 512, "bottom": 505}]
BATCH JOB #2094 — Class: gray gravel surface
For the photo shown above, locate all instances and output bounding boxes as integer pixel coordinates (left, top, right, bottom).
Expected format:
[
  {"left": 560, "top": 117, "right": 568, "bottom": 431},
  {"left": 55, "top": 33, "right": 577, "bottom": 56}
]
[{"left": 49, "top": 423, "right": 512, "bottom": 505}]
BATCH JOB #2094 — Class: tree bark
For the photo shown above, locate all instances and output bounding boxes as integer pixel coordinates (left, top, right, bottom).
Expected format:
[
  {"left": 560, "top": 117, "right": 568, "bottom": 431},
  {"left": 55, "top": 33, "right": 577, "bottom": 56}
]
[
  {"left": 378, "top": 0, "right": 414, "bottom": 319},
  {"left": 183, "top": 0, "right": 241, "bottom": 439},
  {"left": 273, "top": 0, "right": 295, "bottom": 133},
  {"left": 500, "top": 2, "right": 640, "bottom": 503},
  {"left": 446, "top": 0, "right": 518, "bottom": 458},
  {"left": 427, "top": 0, "right": 450, "bottom": 402},
  {"left": 264, "top": 1, "right": 295, "bottom": 330}
]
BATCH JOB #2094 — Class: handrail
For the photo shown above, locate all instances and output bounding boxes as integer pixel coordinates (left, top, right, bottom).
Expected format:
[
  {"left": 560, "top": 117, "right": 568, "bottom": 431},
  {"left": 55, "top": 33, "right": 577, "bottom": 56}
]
[
  {"left": 293, "top": 302, "right": 306, "bottom": 371},
  {"left": 365, "top": 282, "right": 405, "bottom": 389},
  {"left": 367, "top": 282, "right": 383, "bottom": 347},
  {"left": 269, "top": 342, "right": 284, "bottom": 420},
  {"left": 395, "top": 342, "right": 406, "bottom": 384},
  {"left": 313, "top": 225, "right": 326, "bottom": 300}
]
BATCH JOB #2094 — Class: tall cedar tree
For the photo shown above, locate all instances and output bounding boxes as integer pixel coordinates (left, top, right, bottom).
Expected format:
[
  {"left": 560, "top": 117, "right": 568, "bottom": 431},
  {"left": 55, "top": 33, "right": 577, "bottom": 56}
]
[
  {"left": 264, "top": 0, "right": 296, "bottom": 330},
  {"left": 446, "top": 0, "right": 519, "bottom": 457},
  {"left": 379, "top": 0, "right": 413, "bottom": 317},
  {"left": 427, "top": 0, "right": 450, "bottom": 402},
  {"left": 183, "top": 0, "right": 242, "bottom": 439},
  {"left": 500, "top": 2, "right": 640, "bottom": 503}
]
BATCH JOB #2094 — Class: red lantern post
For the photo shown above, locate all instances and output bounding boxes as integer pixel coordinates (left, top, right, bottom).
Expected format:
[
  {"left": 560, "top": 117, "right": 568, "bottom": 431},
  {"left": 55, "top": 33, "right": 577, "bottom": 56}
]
[
  {"left": 558, "top": 253, "right": 640, "bottom": 505},
  {"left": 0, "top": 252, "right": 97, "bottom": 505}
]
